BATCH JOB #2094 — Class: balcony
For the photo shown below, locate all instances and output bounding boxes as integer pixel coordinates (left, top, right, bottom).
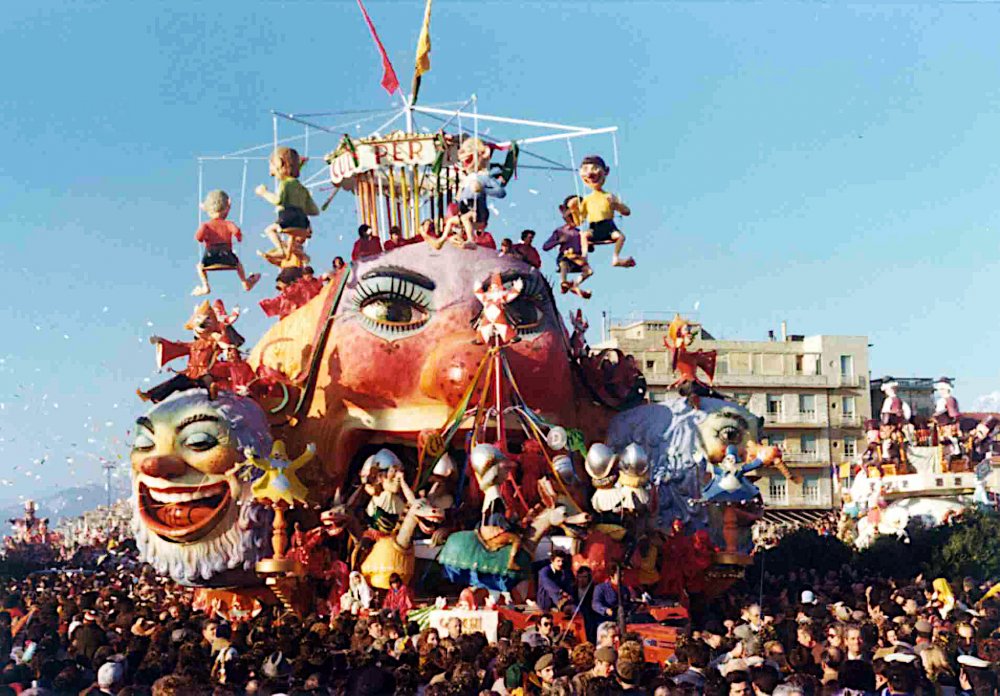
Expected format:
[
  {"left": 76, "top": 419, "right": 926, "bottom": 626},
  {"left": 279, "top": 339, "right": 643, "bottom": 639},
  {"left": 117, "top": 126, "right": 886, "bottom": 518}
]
[
  {"left": 838, "top": 413, "right": 862, "bottom": 427},
  {"left": 763, "top": 493, "right": 834, "bottom": 509},
  {"left": 764, "top": 411, "right": 826, "bottom": 427},
  {"left": 781, "top": 451, "right": 822, "bottom": 464}
]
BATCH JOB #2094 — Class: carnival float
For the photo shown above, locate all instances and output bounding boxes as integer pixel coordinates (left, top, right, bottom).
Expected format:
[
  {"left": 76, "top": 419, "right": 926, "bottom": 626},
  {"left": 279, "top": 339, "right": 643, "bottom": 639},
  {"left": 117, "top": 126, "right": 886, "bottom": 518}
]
[
  {"left": 839, "top": 377, "right": 1000, "bottom": 548},
  {"left": 126, "top": 2, "right": 782, "bottom": 652}
]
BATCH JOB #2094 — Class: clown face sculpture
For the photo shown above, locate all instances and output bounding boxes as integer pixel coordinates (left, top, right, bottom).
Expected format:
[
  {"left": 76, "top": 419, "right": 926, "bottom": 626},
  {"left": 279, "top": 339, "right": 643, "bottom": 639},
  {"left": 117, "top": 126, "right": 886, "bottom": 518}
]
[{"left": 130, "top": 389, "right": 273, "bottom": 586}]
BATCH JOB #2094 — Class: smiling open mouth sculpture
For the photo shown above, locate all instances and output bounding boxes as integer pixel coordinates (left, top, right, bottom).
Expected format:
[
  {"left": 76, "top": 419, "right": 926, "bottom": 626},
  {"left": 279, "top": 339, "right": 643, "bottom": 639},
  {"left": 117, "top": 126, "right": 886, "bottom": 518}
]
[{"left": 130, "top": 389, "right": 274, "bottom": 586}]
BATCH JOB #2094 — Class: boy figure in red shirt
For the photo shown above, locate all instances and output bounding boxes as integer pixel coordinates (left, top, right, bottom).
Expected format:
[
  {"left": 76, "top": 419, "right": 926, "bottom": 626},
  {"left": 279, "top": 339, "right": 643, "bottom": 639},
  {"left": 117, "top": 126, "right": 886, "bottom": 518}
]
[{"left": 192, "top": 190, "right": 260, "bottom": 296}]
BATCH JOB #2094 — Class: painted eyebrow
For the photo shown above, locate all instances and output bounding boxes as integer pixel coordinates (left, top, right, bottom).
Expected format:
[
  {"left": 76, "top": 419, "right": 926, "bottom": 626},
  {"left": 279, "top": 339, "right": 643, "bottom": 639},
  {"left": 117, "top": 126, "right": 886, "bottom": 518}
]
[
  {"left": 361, "top": 266, "right": 436, "bottom": 290},
  {"left": 136, "top": 417, "right": 154, "bottom": 432},
  {"left": 177, "top": 414, "right": 221, "bottom": 429}
]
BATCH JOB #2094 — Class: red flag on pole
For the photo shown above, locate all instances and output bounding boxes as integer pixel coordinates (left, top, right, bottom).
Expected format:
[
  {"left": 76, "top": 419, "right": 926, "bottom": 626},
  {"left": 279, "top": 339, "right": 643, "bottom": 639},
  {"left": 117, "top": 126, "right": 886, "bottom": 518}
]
[{"left": 356, "top": 0, "right": 400, "bottom": 96}]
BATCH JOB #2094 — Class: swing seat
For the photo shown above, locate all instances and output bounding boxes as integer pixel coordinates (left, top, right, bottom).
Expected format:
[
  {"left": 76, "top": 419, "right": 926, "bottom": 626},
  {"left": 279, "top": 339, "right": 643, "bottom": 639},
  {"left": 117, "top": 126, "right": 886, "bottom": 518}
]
[{"left": 204, "top": 262, "right": 239, "bottom": 272}]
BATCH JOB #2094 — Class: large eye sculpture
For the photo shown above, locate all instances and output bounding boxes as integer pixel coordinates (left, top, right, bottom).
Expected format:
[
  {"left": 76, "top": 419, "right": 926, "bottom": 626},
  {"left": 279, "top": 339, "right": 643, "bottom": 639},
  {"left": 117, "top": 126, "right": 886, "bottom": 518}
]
[
  {"left": 133, "top": 433, "right": 155, "bottom": 453},
  {"left": 353, "top": 272, "right": 434, "bottom": 339}
]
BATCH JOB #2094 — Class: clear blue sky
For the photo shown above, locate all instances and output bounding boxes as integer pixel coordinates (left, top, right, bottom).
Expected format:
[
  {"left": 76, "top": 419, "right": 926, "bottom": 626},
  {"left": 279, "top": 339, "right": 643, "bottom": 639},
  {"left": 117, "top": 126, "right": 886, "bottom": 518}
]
[{"left": 3, "top": 1, "right": 1000, "bottom": 501}]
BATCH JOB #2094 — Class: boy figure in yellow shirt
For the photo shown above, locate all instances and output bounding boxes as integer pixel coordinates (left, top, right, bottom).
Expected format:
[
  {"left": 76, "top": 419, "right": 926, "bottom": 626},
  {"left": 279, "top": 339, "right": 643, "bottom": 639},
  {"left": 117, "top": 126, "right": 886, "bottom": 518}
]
[{"left": 576, "top": 155, "right": 635, "bottom": 268}]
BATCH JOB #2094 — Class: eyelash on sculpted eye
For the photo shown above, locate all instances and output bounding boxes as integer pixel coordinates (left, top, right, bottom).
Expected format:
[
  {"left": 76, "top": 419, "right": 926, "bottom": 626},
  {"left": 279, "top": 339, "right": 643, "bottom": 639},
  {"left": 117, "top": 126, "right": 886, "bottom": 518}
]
[{"left": 353, "top": 275, "right": 432, "bottom": 310}]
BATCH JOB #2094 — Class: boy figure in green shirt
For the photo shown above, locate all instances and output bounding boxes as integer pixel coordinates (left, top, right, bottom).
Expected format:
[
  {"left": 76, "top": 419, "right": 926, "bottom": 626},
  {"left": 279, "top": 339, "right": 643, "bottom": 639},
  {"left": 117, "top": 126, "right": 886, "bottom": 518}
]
[{"left": 255, "top": 147, "right": 320, "bottom": 266}]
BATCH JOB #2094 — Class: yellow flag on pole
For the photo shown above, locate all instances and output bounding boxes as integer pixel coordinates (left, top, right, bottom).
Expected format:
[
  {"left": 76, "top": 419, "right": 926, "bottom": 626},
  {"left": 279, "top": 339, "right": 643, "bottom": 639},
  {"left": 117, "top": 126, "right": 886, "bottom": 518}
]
[{"left": 411, "top": 0, "right": 432, "bottom": 103}]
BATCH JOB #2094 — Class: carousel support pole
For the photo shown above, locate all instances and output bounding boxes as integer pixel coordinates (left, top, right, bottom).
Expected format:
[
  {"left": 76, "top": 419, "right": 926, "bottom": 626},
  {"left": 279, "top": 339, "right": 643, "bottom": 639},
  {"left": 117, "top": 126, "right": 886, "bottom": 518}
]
[
  {"left": 411, "top": 165, "right": 419, "bottom": 237},
  {"left": 272, "top": 501, "right": 289, "bottom": 561},
  {"left": 388, "top": 169, "right": 397, "bottom": 229},
  {"left": 377, "top": 171, "right": 386, "bottom": 239},
  {"left": 493, "top": 346, "right": 506, "bottom": 446},
  {"left": 405, "top": 95, "right": 414, "bottom": 134},
  {"left": 401, "top": 169, "right": 411, "bottom": 239}
]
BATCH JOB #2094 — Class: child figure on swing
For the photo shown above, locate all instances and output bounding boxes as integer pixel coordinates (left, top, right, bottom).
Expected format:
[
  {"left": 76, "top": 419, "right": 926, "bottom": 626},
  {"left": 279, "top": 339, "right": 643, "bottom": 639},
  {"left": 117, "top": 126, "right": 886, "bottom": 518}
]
[
  {"left": 576, "top": 155, "right": 635, "bottom": 268},
  {"left": 255, "top": 147, "right": 320, "bottom": 267},
  {"left": 192, "top": 190, "right": 260, "bottom": 296}
]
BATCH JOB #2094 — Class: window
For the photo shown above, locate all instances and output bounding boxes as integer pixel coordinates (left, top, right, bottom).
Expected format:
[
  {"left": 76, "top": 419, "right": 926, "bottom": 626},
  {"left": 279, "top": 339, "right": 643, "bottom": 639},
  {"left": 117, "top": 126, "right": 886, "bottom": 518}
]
[
  {"left": 802, "top": 476, "right": 821, "bottom": 504},
  {"left": 840, "top": 355, "right": 854, "bottom": 377},
  {"left": 760, "top": 353, "right": 783, "bottom": 376},
  {"left": 729, "top": 352, "right": 752, "bottom": 375},
  {"left": 844, "top": 438, "right": 856, "bottom": 457},
  {"left": 801, "top": 433, "right": 817, "bottom": 455},
  {"left": 766, "top": 394, "right": 782, "bottom": 416},
  {"left": 798, "top": 394, "right": 816, "bottom": 419},
  {"left": 766, "top": 432, "right": 785, "bottom": 449},
  {"left": 645, "top": 360, "right": 655, "bottom": 371},
  {"left": 768, "top": 479, "right": 788, "bottom": 504},
  {"left": 842, "top": 396, "right": 856, "bottom": 418},
  {"left": 795, "top": 355, "right": 804, "bottom": 374},
  {"left": 733, "top": 393, "right": 752, "bottom": 408},
  {"left": 715, "top": 354, "right": 729, "bottom": 375}
]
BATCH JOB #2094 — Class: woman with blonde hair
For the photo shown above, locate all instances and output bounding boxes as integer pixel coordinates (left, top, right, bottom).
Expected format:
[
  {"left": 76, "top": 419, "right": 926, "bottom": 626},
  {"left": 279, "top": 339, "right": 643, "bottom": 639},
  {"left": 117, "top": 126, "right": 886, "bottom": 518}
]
[{"left": 921, "top": 645, "right": 957, "bottom": 695}]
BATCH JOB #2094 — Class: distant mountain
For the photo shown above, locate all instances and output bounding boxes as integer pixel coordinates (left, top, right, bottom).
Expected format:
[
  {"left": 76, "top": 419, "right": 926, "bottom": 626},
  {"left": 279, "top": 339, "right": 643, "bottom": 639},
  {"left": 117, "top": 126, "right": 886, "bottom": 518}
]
[{"left": 0, "top": 479, "right": 130, "bottom": 527}]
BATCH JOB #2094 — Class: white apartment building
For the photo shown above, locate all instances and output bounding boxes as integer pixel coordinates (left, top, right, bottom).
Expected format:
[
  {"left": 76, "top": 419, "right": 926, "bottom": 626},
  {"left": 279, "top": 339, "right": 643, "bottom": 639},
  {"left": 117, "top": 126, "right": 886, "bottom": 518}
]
[{"left": 594, "top": 315, "right": 871, "bottom": 511}]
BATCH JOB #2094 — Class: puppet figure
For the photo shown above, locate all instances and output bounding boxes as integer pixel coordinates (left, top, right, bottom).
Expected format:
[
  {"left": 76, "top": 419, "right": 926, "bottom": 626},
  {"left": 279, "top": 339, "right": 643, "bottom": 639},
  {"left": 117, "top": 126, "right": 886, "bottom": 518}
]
[
  {"left": 255, "top": 147, "right": 320, "bottom": 264},
  {"left": 879, "top": 425, "right": 901, "bottom": 465},
  {"left": 471, "top": 444, "right": 522, "bottom": 571},
  {"left": 702, "top": 444, "right": 777, "bottom": 503},
  {"left": 934, "top": 377, "right": 963, "bottom": 460},
  {"left": 575, "top": 155, "right": 634, "bottom": 267},
  {"left": 542, "top": 195, "right": 593, "bottom": 298},
  {"left": 862, "top": 420, "right": 882, "bottom": 466},
  {"left": 423, "top": 453, "right": 457, "bottom": 511},
  {"left": 362, "top": 450, "right": 415, "bottom": 537},
  {"left": 245, "top": 441, "right": 315, "bottom": 507},
  {"left": 456, "top": 138, "right": 507, "bottom": 244},
  {"left": 665, "top": 315, "right": 719, "bottom": 408},
  {"left": 192, "top": 190, "right": 260, "bottom": 296},
  {"left": 969, "top": 416, "right": 1000, "bottom": 464},
  {"left": 616, "top": 443, "right": 651, "bottom": 515},
  {"left": 474, "top": 273, "right": 523, "bottom": 345},
  {"left": 585, "top": 443, "right": 625, "bottom": 540},
  {"left": 880, "top": 378, "right": 912, "bottom": 426},
  {"left": 139, "top": 301, "right": 244, "bottom": 403}
]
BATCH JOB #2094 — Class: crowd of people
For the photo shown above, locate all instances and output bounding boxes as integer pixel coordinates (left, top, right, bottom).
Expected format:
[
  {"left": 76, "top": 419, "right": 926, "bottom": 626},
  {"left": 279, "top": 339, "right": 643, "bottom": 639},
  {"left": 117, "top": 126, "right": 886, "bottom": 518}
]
[
  {"left": 0, "top": 540, "right": 999, "bottom": 695},
  {"left": 751, "top": 515, "right": 839, "bottom": 552}
]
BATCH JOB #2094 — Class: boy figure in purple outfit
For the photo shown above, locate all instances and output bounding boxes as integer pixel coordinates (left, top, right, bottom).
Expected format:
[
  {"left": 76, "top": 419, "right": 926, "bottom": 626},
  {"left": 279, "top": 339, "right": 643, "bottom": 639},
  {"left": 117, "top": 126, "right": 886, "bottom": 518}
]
[{"left": 543, "top": 195, "right": 593, "bottom": 299}]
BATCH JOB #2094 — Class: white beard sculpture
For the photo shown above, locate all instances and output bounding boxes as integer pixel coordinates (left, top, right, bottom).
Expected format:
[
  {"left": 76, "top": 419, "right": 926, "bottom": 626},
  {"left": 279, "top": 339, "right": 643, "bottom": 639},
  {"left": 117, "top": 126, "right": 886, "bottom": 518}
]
[{"left": 132, "top": 481, "right": 272, "bottom": 586}]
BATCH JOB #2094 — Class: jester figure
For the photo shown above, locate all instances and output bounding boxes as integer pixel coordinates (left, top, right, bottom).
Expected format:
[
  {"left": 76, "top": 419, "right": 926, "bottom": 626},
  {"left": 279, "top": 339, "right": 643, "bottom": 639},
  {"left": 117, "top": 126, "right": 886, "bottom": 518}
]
[
  {"left": 474, "top": 273, "right": 523, "bottom": 345},
  {"left": 139, "top": 300, "right": 244, "bottom": 403},
  {"left": 665, "top": 314, "right": 721, "bottom": 408}
]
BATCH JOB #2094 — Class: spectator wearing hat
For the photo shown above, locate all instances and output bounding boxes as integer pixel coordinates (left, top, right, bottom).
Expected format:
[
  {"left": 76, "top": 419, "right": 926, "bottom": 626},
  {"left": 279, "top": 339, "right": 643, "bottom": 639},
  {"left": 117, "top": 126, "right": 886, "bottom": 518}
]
[
  {"left": 573, "top": 645, "right": 617, "bottom": 694},
  {"left": 958, "top": 654, "right": 995, "bottom": 695},
  {"left": 913, "top": 619, "right": 933, "bottom": 656},
  {"left": 94, "top": 661, "right": 124, "bottom": 695},
  {"left": 72, "top": 610, "right": 106, "bottom": 662},
  {"left": 533, "top": 652, "right": 556, "bottom": 693}
]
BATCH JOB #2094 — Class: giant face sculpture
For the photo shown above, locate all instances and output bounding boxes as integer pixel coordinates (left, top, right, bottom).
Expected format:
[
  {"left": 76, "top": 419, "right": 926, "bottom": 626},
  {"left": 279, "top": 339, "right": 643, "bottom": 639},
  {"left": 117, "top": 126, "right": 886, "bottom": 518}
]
[
  {"left": 606, "top": 397, "right": 761, "bottom": 530},
  {"left": 130, "top": 389, "right": 273, "bottom": 586},
  {"left": 251, "top": 244, "right": 597, "bottom": 490}
]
